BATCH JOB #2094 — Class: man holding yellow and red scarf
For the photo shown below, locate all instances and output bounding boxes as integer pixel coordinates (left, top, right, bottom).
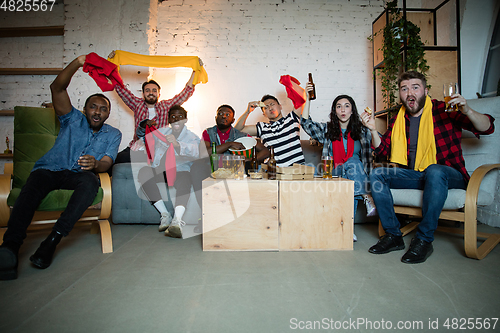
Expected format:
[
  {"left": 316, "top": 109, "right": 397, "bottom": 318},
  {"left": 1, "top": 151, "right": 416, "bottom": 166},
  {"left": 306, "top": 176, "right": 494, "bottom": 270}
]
[{"left": 361, "top": 71, "right": 495, "bottom": 264}]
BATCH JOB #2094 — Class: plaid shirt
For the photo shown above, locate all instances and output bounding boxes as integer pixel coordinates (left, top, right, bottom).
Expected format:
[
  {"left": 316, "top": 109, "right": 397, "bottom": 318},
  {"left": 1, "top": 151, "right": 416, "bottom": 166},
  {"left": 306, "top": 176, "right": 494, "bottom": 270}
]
[
  {"left": 115, "top": 84, "right": 194, "bottom": 149},
  {"left": 301, "top": 116, "right": 374, "bottom": 175},
  {"left": 374, "top": 99, "right": 495, "bottom": 181}
]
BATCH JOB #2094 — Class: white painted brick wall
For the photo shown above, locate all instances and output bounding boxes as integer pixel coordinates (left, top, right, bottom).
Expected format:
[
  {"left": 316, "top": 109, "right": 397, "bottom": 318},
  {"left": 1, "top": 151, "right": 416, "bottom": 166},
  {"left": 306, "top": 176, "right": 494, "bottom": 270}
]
[
  {"left": 1, "top": 0, "right": 385, "bottom": 159},
  {"left": 155, "top": 0, "right": 384, "bottom": 137}
]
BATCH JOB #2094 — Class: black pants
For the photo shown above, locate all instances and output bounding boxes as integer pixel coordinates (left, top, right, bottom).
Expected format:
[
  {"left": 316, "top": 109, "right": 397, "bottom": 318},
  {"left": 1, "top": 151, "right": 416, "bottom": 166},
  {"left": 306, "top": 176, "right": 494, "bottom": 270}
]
[
  {"left": 190, "top": 157, "right": 211, "bottom": 208},
  {"left": 3, "top": 169, "right": 100, "bottom": 246},
  {"left": 138, "top": 166, "right": 192, "bottom": 209},
  {"left": 108, "top": 147, "right": 147, "bottom": 177}
]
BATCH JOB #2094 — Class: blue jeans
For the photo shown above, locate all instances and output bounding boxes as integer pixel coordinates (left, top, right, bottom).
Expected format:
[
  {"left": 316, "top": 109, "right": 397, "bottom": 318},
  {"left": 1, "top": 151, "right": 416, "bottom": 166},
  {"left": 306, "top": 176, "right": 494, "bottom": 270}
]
[
  {"left": 333, "top": 157, "right": 369, "bottom": 219},
  {"left": 369, "top": 164, "right": 466, "bottom": 242},
  {"left": 3, "top": 169, "right": 100, "bottom": 246}
]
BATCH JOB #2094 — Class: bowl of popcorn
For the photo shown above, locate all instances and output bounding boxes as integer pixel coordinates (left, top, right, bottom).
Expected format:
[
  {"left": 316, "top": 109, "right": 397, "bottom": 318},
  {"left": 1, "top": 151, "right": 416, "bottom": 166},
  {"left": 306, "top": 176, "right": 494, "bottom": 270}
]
[{"left": 211, "top": 155, "right": 245, "bottom": 179}]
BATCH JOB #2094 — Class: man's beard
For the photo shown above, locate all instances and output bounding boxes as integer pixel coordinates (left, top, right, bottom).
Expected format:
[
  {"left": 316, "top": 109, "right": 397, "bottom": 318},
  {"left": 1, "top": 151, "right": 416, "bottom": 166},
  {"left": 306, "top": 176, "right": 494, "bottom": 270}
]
[
  {"left": 145, "top": 95, "right": 157, "bottom": 104},
  {"left": 402, "top": 94, "right": 426, "bottom": 115},
  {"left": 217, "top": 121, "right": 231, "bottom": 131}
]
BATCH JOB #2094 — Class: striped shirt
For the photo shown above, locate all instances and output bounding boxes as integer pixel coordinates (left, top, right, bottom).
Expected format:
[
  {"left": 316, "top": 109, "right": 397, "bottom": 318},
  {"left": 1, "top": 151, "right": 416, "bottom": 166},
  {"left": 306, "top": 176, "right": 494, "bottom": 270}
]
[
  {"left": 115, "top": 84, "right": 194, "bottom": 149},
  {"left": 256, "top": 112, "right": 305, "bottom": 167}
]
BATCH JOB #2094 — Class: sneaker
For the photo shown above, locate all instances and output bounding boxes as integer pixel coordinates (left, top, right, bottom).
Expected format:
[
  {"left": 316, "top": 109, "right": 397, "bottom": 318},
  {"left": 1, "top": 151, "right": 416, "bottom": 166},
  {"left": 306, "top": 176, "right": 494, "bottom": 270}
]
[
  {"left": 165, "top": 217, "right": 185, "bottom": 238},
  {"left": 158, "top": 212, "right": 172, "bottom": 232},
  {"left": 353, "top": 233, "right": 357, "bottom": 242},
  {"left": 364, "top": 196, "right": 377, "bottom": 217}
]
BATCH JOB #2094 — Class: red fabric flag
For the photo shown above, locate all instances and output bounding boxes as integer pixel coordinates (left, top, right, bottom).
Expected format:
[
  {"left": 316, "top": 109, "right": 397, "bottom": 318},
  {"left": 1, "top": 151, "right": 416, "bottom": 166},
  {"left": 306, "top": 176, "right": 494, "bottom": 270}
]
[
  {"left": 83, "top": 52, "right": 124, "bottom": 92},
  {"left": 279, "top": 75, "right": 306, "bottom": 109},
  {"left": 145, "top": 125, "right": 177, "bottom": 186}
]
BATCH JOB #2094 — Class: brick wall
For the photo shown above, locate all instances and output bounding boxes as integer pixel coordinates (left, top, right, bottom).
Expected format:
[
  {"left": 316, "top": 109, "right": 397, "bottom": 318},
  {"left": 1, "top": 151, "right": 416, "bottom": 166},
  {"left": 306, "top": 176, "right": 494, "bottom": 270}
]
[
  {"left": 154, "top": 0, "right": 384, "bottom": 138},
  {"left": 0, "top": 2, "right": 65, "bottom": 171},
  {"left": 0, "top": 0, "right": 383, "bottom": 156}
]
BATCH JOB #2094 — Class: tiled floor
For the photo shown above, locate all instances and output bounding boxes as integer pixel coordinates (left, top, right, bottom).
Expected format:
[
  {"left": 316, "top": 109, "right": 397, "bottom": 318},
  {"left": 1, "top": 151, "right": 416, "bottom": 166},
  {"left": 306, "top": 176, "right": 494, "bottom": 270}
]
[{"left": 1, "top": 221, "right": 499, "bottom": 333}]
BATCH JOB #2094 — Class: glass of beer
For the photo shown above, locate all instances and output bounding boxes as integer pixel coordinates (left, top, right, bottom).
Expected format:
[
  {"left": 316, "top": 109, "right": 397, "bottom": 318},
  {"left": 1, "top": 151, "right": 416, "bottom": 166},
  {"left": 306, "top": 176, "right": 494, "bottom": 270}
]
[
  {"left": 322, "top": 156, "right": 334, "bottom": 179},
  {"left": 443, "top": 83, "right": 459, "bottom": 112}
]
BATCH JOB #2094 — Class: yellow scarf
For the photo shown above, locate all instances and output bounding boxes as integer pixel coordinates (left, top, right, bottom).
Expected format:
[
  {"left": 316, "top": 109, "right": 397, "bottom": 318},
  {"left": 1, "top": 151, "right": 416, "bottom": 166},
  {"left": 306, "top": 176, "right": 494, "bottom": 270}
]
[
  {"left": 390, "top": 95, "right": 436, "bottom": 171},
  {"left": 107, "top": 50, "right": 208, "bottom": 86}
]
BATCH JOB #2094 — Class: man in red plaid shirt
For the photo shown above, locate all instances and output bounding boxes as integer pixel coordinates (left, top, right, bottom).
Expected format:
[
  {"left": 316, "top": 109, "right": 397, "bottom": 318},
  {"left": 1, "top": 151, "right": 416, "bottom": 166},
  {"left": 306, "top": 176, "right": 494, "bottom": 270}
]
[
  {"left": 360, "top": 71, "right": 495, "bottom": 264},
  {"left": 110, "top": 52, "right": 202, "bottom": 164}
]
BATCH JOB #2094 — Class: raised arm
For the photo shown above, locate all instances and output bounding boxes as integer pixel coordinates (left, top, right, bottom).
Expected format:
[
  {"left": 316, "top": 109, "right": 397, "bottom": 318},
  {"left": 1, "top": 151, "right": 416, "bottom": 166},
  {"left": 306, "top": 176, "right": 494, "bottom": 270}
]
[
  {"left": 300, "top": 82, "right": 313, "bottom": 119},
  {"left": 50, "top": 55, "right": 86, "bottom": 116},
  {"left": 186, "top": 57, "right": 204, "bottom": 89},
  {"left": 234, "top": 101, "right": 259, "bottom": 136},
  {"left": 360, "top": 108, "right": 381, "bottom": 149},
  {"left": 452, "top": 94, "right": 492, "bottom": 132}
]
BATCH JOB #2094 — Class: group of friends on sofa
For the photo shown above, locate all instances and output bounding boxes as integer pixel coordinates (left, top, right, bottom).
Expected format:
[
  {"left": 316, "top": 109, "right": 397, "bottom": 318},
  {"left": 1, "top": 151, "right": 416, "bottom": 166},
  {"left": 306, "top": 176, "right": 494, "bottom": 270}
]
[{"left": 0, "top": 51, "right": 495, "bottom": 280}]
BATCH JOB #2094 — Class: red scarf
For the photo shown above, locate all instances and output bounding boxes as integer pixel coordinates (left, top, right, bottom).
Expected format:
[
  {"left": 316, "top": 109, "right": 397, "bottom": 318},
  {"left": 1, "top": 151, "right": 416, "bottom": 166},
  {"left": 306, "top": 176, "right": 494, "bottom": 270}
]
[
  {"left": 332, "top": 129, "right": 354, "bottom": 168},
  {"left": 145, "top": 125, "right": 177, "bottom": 186}
]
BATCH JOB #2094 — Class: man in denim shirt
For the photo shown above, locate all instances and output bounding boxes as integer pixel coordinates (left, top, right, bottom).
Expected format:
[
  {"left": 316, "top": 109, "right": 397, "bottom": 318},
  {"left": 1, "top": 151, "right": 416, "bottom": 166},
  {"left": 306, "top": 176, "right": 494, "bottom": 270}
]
[{"left": 0, "top": 55, "right": 122, "bottom": 280}]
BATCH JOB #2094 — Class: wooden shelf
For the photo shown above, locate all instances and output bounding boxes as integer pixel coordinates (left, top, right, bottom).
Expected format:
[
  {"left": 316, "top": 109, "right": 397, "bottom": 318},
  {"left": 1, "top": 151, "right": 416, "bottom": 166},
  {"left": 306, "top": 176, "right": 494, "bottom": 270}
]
[
  {"left": 0, "top": 68, "right": 61, "bottom": 75},
  {"left": 0, "top": 26, "right": 64, "bottom": 38},
  {"left": 0, "top": 110, "right": 14, "bottom": 116},
  {"left": 0, "top": 153, "right": 13, "bottom": 159}
]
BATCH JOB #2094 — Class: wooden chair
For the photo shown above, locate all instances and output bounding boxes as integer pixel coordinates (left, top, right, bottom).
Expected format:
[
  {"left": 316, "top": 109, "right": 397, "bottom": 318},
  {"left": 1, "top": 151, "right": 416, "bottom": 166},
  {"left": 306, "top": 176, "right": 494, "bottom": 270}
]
[
  {"left": 378, "top": 96, "right": 500, "bottom": 259},
  {"left": 0, "top": 106, "right": 113, "bottom": 253}
]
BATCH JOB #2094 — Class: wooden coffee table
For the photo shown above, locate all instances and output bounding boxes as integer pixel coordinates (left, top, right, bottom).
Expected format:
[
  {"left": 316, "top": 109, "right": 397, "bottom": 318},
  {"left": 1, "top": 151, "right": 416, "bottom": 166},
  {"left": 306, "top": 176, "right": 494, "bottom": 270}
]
[{"left": 202, "top": 177, "right": 353, "bottom": 251}]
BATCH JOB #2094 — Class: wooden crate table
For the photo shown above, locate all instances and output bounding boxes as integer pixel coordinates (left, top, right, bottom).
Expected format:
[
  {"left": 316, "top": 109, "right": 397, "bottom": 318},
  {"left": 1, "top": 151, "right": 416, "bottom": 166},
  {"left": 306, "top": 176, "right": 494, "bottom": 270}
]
[
  {"left": 279, "top": 178, "right": 354, "bottom": 251},
  {"left": 202, "top": 178, "right": 279, "bottom": 251},
  {"left": 202, "top": 177, "right": 354, "bottom": 251}
]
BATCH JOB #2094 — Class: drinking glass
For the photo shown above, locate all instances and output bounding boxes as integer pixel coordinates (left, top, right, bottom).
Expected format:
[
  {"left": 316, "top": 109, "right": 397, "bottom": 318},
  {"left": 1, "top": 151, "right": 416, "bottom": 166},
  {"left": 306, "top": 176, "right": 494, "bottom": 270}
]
[
  {"left": 443, "top": 83, "right": 459, "bottom": 112},
  {"left": 322, "top": 156, "right": 334, "bottom": 179}
]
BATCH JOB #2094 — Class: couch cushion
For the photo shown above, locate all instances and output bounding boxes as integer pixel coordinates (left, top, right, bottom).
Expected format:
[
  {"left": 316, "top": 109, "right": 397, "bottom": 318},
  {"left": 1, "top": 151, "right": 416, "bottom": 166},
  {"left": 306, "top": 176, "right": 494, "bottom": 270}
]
[{"left": 391, "top": 188, "right": 493, "bottom": 210}]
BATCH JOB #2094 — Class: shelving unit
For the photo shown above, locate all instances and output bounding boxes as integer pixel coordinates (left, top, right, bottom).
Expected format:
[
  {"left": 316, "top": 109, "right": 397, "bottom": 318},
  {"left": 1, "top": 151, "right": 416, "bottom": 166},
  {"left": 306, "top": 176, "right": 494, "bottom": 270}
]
[
  {"left": 0, "top": 25, "right": 64, "bottom": 76},
  {"left": 0, "top": 26, "right": 64, "bottom": 38},
  {"left": 372, "top": 0, "right": 460, "bottom": 133},
  {"left": 0, "top": 110, "right": 14, "bottom": 116},
  {"left": 0, "top": 25, "right": 64, "bottom": 162}
]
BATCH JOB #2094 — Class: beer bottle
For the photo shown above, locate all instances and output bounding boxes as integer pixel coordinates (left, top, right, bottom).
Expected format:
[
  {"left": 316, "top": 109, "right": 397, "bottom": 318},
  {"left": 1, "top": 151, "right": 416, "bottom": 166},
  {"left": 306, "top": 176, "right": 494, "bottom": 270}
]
[
  {"left": 267, "top": 146, "right": 277, "bottom": 180},
  {"left": 250, "top": 146, "right": 258, "bottom": 170},
  {"left": 308, "top": 73, "right": 316, "bottom": 100},
  {"left": 210, "top": 142, "right": 217, "bottom": 173}
]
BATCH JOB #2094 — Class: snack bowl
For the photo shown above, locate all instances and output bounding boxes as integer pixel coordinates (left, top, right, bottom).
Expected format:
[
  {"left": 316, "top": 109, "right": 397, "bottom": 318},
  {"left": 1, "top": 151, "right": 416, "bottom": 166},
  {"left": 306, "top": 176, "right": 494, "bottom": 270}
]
[
  {"left": 211, "top": 155, "right": 245, "bottom": 179},
  {"left": 248, "top": 169, "right": 262, "bottom": 179},
  {"left": 228, "top": 137, "right": 257, "bottom": 159}
]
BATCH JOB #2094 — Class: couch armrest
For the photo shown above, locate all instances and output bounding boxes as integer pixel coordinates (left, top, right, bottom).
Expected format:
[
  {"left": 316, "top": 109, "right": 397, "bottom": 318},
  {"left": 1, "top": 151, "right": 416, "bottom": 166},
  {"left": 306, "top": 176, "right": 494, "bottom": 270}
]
[
  {"left": 0, "top": 173, "right": 12, "bottom": 227},
  {"left": 464, "top": 163, "right": 500, "bottom": 259},
  {"left": 98, "top": 172, "right": 112, "bottom": 220}
]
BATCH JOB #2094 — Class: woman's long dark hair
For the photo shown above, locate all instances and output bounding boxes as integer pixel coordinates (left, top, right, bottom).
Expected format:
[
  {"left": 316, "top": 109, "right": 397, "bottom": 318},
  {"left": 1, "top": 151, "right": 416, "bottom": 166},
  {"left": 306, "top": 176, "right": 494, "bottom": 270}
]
[{"left": 326, "top": 94, "right": 364, "bottom": 142}]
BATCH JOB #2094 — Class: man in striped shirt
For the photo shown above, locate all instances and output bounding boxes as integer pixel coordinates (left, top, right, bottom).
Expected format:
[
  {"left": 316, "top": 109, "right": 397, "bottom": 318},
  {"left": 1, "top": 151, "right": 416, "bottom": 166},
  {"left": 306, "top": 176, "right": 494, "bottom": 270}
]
[{"left": 234, "top": 95, "right": 305, "bottom": 167}]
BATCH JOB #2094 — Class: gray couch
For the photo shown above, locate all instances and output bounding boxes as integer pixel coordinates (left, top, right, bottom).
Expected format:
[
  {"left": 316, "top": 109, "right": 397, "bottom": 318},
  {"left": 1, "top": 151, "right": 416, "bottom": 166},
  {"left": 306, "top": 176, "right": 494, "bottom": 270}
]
[{"left": 111, "top": 140, "right": 375, "bottom": 225}]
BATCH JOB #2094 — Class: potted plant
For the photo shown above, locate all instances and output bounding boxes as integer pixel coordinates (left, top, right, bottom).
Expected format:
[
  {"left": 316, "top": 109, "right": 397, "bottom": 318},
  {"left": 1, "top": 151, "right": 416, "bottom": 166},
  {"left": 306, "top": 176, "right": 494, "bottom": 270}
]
[{"left": 370, "top": 0, "right": 430, "bottom": 112}]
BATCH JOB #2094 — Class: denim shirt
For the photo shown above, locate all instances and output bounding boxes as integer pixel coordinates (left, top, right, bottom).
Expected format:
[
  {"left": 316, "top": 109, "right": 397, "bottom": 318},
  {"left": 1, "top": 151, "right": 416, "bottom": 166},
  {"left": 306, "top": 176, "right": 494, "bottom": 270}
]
[{"left": 33, "top": 106, "right": 122, "bottom": 172}]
